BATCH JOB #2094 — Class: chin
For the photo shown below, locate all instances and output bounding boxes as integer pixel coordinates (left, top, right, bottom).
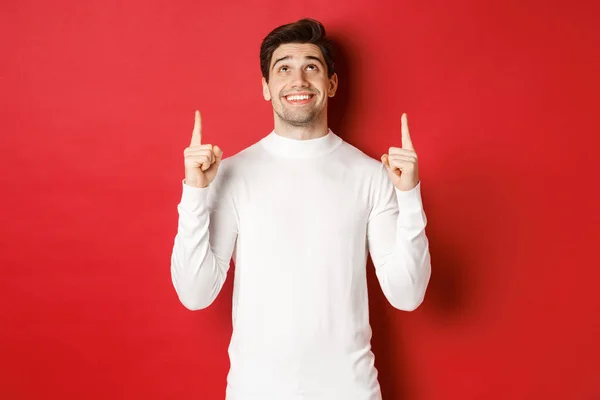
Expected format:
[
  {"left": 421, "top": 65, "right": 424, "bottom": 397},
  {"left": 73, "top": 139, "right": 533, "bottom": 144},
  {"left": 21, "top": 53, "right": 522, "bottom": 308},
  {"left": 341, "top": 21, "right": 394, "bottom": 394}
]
[{"left": 286, "top": 113, "right": 319, "bottom": 126}]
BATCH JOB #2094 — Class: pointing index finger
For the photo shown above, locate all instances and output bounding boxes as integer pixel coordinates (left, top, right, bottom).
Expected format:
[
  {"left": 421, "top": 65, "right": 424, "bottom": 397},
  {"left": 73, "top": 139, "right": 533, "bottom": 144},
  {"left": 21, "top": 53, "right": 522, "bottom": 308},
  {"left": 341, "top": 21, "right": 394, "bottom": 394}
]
[
  {"left": 401, "top": 113, "right": 414, "bottom": 151},
  {"left": 190, "top": 110, "right": 202, "bottom": 146}
]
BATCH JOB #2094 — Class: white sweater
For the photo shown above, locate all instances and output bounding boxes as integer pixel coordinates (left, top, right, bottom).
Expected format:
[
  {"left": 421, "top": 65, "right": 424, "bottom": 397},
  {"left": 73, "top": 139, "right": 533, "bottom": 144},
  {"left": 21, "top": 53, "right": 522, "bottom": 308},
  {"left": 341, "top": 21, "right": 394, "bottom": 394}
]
[{"left": 171, "top": 129, "right": 431, "bottom": 400}]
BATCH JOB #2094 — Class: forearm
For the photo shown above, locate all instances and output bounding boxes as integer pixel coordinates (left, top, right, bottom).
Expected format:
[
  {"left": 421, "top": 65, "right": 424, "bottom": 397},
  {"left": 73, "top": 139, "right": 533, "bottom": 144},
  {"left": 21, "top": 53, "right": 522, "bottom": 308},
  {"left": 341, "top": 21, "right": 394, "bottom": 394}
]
[
  {"left": 170, "top": 182, "right": 236, "bottom": 310},
  {"left": 370, "top": 182, "right": 432, "bottom": 311},
  {"left": 376, "top": 231, "right": 430, "bottom": 311}
]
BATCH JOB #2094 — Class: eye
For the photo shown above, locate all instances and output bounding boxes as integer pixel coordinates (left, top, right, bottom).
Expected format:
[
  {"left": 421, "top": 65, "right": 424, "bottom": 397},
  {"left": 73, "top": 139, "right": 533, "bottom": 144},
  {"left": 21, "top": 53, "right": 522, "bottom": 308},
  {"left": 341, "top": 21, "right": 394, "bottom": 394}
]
[
  {"left": 306, "top": 64, "right": 319, "bottom": 71},
  {"left": 278, "top": 65, "right": 289, "bottom": 72}
]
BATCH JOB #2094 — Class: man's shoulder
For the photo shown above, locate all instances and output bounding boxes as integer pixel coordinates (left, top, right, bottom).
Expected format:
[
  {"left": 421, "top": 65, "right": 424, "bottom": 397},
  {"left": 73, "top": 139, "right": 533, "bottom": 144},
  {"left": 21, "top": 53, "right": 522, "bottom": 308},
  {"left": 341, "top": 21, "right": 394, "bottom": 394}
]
[
  {"left": 209, "top": 139, "right": 263, "bottom": 193},
  {"left": 219, "top": 137, "right": 264, "bottom": 170},
  {"left": 337, "top": 139, "right": 386, "bottom": 173}
]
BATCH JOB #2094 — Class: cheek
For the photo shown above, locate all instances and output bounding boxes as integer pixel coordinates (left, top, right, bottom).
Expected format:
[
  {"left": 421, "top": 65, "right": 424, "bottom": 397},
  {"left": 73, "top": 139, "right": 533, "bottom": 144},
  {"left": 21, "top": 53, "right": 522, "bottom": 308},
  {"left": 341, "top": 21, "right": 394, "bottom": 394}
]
[
  {"left": 269, "top": 83, "right": 284, "bottom": 98},
  {"left": 313, "top": 77, "right": 330, "bottom": 93}
]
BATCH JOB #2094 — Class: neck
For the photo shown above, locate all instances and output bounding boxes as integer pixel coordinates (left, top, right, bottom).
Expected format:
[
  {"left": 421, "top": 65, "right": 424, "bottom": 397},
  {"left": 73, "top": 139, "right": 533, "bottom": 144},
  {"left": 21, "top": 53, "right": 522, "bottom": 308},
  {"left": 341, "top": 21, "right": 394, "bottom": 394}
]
[{"left": 272, "top": 113, "right": 329, "bottom": 140}]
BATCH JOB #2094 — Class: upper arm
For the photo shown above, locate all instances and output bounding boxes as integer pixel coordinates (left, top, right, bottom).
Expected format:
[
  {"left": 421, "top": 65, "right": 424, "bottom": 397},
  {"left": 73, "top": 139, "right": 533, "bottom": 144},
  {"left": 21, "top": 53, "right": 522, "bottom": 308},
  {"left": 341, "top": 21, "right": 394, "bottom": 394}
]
[
  {"left": 366, "top": 164, "right": 398, "bottom": 265},
  {"left": 207, "top": 161, "right": 240, "bottom": 265}
]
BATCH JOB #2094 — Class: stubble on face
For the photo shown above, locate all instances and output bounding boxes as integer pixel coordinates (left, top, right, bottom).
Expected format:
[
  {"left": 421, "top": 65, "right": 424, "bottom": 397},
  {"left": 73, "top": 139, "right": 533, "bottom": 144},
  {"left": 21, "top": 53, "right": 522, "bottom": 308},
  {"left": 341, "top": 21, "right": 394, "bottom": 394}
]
[{"left": 273, "top": 87, "right": 323, "bottom": 128}]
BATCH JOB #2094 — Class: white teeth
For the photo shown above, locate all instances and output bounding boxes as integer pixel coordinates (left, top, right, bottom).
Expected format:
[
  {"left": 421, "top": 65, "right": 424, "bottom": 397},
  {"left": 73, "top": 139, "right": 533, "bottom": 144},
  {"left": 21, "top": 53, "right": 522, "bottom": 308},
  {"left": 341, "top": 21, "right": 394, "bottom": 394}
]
[{"left": 287, "top": 95, "right": 311, "bottom": 101}]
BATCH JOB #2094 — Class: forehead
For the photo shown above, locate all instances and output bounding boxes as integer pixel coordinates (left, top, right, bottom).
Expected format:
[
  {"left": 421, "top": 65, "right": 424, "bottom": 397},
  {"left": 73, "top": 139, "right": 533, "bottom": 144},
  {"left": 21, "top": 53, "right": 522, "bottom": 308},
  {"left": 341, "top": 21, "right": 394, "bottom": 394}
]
[{"left": 271, "top": 43, "right": 324, "bottom": 64}]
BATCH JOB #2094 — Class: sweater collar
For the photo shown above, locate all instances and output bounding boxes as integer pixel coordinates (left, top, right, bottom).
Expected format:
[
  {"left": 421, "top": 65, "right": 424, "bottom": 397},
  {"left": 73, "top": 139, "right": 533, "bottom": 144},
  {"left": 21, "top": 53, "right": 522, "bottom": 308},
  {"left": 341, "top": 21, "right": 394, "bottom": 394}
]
[{"left": 260, "top": 129, "right": 342, "bottom": 159}]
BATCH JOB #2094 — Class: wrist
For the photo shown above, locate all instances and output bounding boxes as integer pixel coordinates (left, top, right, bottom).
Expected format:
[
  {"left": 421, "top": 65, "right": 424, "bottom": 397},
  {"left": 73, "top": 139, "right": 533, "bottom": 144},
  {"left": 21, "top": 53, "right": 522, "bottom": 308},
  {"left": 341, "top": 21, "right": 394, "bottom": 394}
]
[{"left": 184, "top": 177, "right": 208, "bottom": 188}]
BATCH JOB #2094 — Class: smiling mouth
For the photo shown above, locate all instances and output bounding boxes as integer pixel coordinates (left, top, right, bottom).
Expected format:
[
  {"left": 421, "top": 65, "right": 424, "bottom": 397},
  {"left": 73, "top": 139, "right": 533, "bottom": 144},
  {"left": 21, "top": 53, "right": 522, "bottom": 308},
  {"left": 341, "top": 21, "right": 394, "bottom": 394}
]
[{"left": 284, "top": 93, "right": 315, "bottom": 105}]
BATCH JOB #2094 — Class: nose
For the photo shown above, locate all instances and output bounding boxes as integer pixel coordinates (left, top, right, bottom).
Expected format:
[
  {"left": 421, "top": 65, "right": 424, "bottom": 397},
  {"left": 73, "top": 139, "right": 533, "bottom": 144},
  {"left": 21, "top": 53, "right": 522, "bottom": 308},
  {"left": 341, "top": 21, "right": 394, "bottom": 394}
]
[{"left": 290, "top": 69, "right": 309, "bottom": 88}]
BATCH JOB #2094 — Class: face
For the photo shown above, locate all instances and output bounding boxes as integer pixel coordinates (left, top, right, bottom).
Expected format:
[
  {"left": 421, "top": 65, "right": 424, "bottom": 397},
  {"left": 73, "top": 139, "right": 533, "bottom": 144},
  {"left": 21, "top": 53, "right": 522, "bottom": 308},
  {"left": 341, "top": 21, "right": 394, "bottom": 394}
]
[{"left": 262, "top": 43, "right": 338, "bottom": 128}]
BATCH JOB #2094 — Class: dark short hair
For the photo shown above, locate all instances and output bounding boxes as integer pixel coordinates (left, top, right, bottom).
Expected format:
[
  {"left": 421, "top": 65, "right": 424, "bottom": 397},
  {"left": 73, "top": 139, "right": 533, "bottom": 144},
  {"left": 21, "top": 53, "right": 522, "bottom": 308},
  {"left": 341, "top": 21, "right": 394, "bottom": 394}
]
[{"left": 260, "top": 18, "right": 335, "bottom": 82}]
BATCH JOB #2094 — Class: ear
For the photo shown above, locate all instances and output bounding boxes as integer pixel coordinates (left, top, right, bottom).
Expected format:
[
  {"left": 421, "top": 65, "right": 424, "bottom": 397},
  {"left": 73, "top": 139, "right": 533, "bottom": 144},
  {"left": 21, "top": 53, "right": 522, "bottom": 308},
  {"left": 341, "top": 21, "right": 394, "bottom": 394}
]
[
  {"left": 262, "top": 77, "right": 271, "bottom": 101},
  {"left": 327, "top": 73, "right": 338, "bottom": 98}
]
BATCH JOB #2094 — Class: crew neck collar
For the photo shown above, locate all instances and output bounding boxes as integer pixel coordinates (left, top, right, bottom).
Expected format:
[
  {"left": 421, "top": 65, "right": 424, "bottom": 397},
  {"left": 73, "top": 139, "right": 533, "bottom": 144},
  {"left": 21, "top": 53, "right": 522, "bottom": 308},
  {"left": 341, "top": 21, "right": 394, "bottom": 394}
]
[{"left": 260, "top": 129, "right": 342, "bottom": 159}]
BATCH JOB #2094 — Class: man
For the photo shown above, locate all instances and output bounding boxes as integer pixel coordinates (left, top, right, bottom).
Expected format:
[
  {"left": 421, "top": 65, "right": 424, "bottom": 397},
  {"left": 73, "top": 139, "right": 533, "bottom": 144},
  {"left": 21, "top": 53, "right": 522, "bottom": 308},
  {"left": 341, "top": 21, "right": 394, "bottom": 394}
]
[{"left": 171, "top": 18, "right": 431, "bottom": 400}]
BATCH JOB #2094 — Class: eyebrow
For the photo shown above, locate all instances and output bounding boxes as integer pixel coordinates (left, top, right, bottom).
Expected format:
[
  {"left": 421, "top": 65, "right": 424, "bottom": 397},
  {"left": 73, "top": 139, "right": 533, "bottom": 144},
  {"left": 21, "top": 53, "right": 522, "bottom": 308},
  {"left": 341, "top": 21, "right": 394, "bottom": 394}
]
[{"left": 272, "top": 55, "right": 325, "bottom": 70}]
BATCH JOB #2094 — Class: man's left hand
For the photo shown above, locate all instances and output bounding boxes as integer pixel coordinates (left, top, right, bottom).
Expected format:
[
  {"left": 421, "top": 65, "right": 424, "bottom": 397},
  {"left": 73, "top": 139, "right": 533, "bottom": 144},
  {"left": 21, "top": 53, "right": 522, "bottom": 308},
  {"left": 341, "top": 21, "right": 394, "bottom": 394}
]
[{"left": 381, "top": 113, "right": 420, "bottom": 191}]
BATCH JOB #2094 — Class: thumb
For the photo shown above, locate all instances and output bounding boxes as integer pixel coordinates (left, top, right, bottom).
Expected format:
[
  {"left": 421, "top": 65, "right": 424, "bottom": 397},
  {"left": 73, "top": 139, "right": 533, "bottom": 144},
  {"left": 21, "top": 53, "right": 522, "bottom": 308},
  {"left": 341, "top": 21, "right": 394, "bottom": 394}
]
[
  {"left": 213, "top": 145, "right": 224, "bottom": 166},
  {"left": 381, "top": 154, "right": 391, "bottom": 170},
  {"left": 381, "top": 154, "right": 400, "bottom": 177}
]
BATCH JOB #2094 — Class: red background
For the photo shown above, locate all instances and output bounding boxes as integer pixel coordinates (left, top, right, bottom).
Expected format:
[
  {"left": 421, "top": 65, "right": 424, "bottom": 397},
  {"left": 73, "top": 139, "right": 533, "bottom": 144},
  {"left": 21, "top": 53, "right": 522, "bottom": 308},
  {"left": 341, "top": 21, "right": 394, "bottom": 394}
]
[{"left": 1, "top": 0, "right": 599, "bottom": 398}]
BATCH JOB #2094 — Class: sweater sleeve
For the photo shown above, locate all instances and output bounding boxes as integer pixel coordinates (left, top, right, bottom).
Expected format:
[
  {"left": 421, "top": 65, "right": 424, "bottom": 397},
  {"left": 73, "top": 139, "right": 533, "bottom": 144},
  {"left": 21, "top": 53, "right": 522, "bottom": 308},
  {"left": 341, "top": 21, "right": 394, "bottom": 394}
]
[
  {"left": 170, "top": 165, "right": 239, "bottom": 310},
  {"left": 366, "top": 164, "right": 432, "bottom": 311}
]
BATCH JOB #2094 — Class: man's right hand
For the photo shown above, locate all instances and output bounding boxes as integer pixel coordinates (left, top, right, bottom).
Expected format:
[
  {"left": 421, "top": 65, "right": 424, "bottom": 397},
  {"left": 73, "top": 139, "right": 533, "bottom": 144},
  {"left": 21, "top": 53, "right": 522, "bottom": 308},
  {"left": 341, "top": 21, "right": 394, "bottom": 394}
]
[{"left": 184, "top": 110, "right": 223, "bottom": 188}]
